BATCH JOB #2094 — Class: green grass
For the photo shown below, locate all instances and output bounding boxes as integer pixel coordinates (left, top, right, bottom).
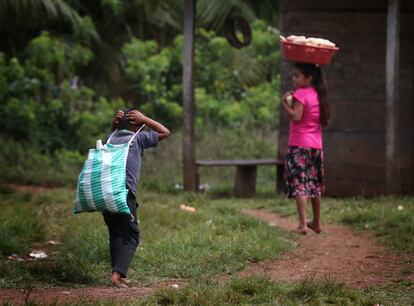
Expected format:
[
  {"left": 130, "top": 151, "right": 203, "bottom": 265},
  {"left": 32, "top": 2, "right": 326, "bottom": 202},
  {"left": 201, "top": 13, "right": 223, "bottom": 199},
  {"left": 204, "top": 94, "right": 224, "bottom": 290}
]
[
  {"left": 0, "top": 188, "right": 292, "bottom": 288},
  {"left": 1, "top": 188, "right": 413, "bottom": 305},
  {"left": 0, "top": 193, "right": 45, "bottom": 255},
  {"left": 9, "top": 277, "right": 413, "bottom": 306},
  {"left": 145, "top": 277, "right": 413, "bottom": 306},
  {"left": 144, "top": 276, "right": 364, "bottom": 306}
]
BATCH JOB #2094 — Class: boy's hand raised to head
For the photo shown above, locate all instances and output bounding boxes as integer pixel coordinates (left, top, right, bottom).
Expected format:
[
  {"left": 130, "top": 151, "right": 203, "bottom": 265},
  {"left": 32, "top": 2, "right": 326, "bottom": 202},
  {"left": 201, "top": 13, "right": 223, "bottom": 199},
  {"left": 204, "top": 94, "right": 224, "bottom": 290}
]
[
  {"left": 111, "top": 110, "right": 124, "bottom": 131},
  {"left": 125, "top": 110, "right": 146, "bottom": 126},
  {"left": 126, "top": 110, "right": 171, "bottom": 141}
]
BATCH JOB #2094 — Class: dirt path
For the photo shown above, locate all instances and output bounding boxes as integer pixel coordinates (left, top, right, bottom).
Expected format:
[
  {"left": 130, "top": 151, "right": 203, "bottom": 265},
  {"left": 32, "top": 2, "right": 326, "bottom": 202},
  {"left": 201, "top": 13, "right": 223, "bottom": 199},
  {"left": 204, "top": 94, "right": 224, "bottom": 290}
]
[
  {"left": 240, "top": 209, "right": 414, "bottom": 288},
  {"left": 2, "top": 184, "right": 413, "bottom": 304},
  {"left": 2, "top": 184, "right": 187, "bottom": 305},
  {"left": 5, "top": 183, "right": 55, "bottom": 194},
  {"left": 0, "top": 280, "right": 186, "bottom": 305}
]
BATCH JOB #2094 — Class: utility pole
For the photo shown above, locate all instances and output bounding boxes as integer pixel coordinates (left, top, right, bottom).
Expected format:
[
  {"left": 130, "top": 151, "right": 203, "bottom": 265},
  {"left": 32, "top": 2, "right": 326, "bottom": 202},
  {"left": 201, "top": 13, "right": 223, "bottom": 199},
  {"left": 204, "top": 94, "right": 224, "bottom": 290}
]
[
  {"left": 182, "top": 0, "right": 197, "bottom": 191},
  {"left": 385, "top": 0, "right": 400, "bottom": 194}
]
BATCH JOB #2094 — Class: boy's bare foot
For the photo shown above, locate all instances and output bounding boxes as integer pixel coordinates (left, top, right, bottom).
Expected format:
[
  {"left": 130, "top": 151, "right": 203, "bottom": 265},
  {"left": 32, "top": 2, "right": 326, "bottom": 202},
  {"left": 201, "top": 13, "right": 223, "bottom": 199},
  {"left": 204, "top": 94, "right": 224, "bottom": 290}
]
[
  {"left": 293, "top": 227, "right": 307, "bottom": 235},
  {"left": 121, "top": 278, "right": 130, "bottom": 285},
  {"left": 112, "top": 281, "right": 129, "bottom": 288},
  {"left": 307, "top": 221, "right": 322, "bottom": 234},
  {"left": 111, "top": 272, "right": 129, "bottom": 288}
]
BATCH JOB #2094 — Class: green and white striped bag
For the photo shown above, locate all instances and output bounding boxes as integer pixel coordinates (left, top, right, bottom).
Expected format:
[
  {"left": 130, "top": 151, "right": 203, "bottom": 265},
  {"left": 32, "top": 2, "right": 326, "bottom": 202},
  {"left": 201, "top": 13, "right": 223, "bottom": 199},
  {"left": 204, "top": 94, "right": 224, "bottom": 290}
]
[{"left": 74, "top": 126, "right": 144, "bottom": 215}]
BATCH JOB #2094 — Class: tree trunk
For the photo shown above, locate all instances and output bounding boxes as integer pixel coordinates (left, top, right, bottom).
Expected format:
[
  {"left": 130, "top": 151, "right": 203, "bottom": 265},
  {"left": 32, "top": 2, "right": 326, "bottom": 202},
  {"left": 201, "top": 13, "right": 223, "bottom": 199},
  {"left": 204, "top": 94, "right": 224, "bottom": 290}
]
[
  {"left": 182, "top": 0, "right": 197, "bottom": 191},
  {"left": 385, "top": 0, "right": 400, "bottom": 194}
]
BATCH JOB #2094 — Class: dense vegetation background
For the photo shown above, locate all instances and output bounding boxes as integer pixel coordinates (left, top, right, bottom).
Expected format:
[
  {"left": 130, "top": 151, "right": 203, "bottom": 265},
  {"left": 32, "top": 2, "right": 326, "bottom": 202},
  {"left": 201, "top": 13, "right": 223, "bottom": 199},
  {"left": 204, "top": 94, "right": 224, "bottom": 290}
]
[
  {"left": 0, "top": 0, "right": 281, "bottom": 192},
  {"left": 1, "top": 3, "right": 413, "bottom": 304}
]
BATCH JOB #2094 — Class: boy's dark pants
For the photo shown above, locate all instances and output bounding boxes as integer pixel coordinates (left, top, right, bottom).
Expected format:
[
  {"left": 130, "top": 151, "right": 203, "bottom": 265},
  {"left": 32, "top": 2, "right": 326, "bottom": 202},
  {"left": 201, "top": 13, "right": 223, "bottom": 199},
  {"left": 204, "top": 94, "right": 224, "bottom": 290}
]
[{"left": 103, "top": 191, "right": 140, "bottom": 278}]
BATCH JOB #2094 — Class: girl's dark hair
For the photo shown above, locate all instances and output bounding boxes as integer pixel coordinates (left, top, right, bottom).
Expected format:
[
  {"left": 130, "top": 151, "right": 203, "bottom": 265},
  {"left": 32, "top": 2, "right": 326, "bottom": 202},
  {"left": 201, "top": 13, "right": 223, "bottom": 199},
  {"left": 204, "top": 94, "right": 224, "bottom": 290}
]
[{"left": 294, "top": 63, "right": 332, "bottom": 127}]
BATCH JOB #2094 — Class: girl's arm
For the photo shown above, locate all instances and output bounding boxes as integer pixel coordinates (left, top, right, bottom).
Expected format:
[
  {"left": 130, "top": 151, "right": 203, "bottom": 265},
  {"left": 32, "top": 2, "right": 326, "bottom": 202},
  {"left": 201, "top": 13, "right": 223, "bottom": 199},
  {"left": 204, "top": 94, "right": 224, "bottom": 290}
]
[
  {"left": 126, "top": 110, "right": 171, "bottom": 140},
  {"left": 281, "top": 95, "right": 304, "bottom": 122}
]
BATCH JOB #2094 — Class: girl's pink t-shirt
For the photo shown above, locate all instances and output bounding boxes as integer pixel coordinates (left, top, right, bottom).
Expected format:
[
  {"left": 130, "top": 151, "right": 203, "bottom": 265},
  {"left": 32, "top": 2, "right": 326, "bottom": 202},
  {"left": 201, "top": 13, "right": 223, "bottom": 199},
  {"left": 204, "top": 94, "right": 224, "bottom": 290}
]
[{"left": 288, "top": 86, "right": 322, "bottom": 149}]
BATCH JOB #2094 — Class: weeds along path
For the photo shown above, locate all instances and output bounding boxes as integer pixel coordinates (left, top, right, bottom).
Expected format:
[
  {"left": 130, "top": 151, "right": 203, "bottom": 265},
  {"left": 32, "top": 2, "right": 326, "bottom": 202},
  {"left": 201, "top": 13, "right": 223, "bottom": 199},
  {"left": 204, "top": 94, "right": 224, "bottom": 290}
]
[
  {"left": 2, "top": 184, "right": 189, "bottom": 305},
  {"left": 6, "top": 183, "right": 54, "bottom": 194},
  {"left": 2, "top": 185, "right": 412, "bottom": 304},
  {"left": 0, "top": 280, "right": 186, "bottom": 305},
  {"left": 241, "top": 209, "right": 414, "bottom": 288}
]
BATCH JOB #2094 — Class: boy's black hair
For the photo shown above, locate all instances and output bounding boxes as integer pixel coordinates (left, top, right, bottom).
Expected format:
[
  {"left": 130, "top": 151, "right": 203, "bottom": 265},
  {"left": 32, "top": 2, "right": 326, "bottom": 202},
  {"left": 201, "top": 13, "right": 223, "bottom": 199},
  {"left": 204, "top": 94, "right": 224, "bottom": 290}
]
[{"left": 117, "top": 108, "right": 137, "bottom": 131}]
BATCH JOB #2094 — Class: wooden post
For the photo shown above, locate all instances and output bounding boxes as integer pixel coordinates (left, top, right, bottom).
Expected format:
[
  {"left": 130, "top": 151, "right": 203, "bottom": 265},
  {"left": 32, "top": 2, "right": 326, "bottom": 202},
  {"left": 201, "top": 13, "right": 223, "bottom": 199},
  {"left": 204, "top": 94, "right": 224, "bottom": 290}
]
[
  {"left": 235, "top": 166, "right": 257, "bottom": 198},
  {"left": 182, "top": 0, "right": 197, "bottom": 191},
  {"left": 385, "top": 0, "right": 400, "bottom": 194},
  {"left": 276, "top": 163, "right": 284, "bottom": 194}
]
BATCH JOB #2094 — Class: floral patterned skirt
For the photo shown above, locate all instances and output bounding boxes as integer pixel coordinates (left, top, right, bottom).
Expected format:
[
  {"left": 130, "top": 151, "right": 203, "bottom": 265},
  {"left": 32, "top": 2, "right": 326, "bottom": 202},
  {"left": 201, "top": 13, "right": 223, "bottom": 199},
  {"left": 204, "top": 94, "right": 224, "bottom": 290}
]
[{"left": 283, "top": 146, "right": 325, "bottom": 198}]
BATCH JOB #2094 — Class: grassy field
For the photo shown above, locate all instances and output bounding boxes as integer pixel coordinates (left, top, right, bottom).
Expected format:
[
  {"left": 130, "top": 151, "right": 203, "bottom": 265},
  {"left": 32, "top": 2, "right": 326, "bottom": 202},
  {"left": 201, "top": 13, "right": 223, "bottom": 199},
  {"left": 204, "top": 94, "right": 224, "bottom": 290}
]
[
  {"left": 51, "top": 277, "right": 413, "bottom": 306},
  {"left": 0, "top": 187, "right": 293, "bottom": 288},
  {"left": 0, "top": 186, "right": 413, "bottom": 305}
]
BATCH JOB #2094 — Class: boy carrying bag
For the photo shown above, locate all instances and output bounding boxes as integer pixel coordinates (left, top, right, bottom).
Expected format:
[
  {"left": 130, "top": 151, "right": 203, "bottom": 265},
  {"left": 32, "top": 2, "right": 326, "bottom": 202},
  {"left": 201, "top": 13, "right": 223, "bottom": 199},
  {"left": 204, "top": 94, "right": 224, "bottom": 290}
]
[
  {"left": 74, "top": 124, "right": 145, "bottom": 217},
  {"left": 73, "top": 109, "right": 170, "bottom": 288}
]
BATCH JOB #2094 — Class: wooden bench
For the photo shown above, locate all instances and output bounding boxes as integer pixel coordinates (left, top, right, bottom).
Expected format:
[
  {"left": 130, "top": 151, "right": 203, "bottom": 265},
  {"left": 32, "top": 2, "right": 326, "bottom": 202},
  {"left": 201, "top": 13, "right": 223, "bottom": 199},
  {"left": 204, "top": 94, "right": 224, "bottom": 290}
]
[{"left": 196, "top": 159, "right": 284, "bottom": 198}]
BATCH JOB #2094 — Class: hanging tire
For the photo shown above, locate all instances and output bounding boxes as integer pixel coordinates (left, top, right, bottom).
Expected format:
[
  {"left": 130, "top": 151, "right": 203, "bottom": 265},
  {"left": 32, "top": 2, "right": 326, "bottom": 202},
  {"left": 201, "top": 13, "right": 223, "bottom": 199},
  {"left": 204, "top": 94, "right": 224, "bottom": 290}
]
[{"left": 224, "top": 16, "right": 252, "bottom": 49}]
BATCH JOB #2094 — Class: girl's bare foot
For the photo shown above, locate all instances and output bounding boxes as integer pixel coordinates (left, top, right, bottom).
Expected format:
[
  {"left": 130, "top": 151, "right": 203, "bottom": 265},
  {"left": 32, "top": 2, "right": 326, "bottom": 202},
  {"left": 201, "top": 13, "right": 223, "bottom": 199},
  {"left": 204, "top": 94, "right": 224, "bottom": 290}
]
[{"left": 307, "top": 221, "right": 322, "bottom": 234}]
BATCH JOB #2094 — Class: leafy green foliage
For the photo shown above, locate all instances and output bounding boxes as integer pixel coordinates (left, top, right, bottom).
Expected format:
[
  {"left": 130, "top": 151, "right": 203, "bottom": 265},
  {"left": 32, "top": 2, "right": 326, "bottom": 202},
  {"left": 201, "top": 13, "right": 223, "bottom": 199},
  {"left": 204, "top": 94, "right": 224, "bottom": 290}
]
[
  {"left": 0, "top": 0, "right": 82, "bottom": 38},
  {"left": 124, "top": 20, "right": 280, "bottom": 129},
  {"left": 0, "top": 137, "right": 84, "bottom": 187},
  {"left": 123, "top": 38, "right": 183, "bottom": 128},
  {"left": 0, "top": 9, "right": 281, "bottom": 190},
  {"left": 0, "top": 20, "right": 280, "bottom": 156},
  {"left": 0, "top": 32, "right": 125, "bottom": 153}
]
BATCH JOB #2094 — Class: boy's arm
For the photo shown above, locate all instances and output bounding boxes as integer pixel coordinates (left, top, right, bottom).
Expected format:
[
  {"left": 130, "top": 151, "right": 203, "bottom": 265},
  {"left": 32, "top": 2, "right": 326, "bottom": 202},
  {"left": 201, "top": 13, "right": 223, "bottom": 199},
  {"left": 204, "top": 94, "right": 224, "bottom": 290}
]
[{"left": 126, "top": 110, "right": 171, "bottom": 140}]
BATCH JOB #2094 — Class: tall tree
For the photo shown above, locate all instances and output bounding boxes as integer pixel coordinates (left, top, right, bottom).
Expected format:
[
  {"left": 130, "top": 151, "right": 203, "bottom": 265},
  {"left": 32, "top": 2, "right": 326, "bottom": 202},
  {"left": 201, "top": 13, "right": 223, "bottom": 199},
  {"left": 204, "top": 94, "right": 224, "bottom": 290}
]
[
  {"left": 0, "top": 0, "right": 82, "bottom": 55},
  {"left": 0, "top": 0, "right": 278, "bottom": 96}
]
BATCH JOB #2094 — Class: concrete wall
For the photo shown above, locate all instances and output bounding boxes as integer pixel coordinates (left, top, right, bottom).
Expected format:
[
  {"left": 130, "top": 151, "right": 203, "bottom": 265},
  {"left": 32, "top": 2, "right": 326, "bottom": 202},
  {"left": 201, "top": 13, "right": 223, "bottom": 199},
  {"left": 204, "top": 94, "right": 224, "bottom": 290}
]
[{"left": 278, "top": 0, "right": 414, "bottom": 196}]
